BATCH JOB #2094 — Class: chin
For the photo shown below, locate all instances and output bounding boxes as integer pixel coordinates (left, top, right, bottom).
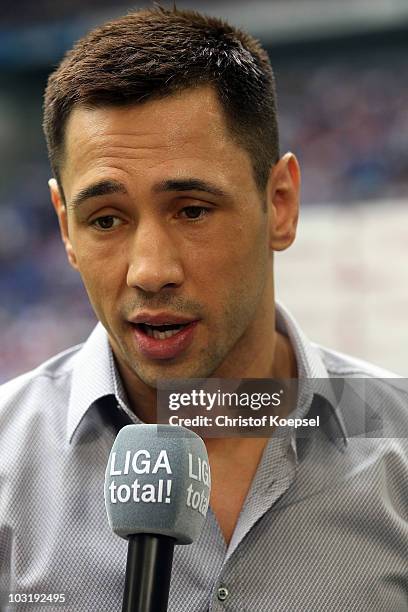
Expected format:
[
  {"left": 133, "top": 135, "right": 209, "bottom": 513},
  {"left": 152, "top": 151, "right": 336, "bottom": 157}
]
[
  {"left": 134, "top": 358, "right": 216, "bottom": 388},
  {"left": 135, "top": 366, "right": 194, "bottom": 388}
]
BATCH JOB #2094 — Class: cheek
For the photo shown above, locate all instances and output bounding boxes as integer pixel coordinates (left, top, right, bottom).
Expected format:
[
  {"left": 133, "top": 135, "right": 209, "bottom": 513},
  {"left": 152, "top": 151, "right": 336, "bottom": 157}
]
[
  {"left": 72, "top": 238, "right": 127, "bottom": 305},
  {"left": 187, "top": 218, "right": 268, "bottom": 285}
]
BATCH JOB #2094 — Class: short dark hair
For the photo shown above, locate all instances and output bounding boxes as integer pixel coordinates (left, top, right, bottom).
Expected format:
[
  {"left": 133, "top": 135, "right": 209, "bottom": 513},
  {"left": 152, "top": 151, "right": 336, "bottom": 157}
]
[{"left": 43, "top": 6, "right": 279, "bottom": 194}]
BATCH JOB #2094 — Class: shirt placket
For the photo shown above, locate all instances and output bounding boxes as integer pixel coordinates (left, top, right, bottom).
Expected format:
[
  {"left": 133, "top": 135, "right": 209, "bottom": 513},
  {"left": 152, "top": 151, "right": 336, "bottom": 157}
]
[{"left": 207, "top": 433, "right": 298, "bottom": 611}]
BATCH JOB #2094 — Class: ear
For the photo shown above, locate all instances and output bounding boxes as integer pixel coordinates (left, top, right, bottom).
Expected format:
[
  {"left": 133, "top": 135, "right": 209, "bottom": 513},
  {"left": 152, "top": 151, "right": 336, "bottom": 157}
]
[
  {"left": 49, "top": 178, "right": 78, "bottom": 270},
  {"left": 266, "top": 152, "right": 300, "bottom": 251}
]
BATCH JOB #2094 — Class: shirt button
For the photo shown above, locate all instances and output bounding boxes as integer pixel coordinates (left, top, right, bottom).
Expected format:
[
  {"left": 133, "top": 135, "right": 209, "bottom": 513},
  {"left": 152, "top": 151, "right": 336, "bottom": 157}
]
[{"left": 217, "top": 586, "right": 229, "bottom": 601}]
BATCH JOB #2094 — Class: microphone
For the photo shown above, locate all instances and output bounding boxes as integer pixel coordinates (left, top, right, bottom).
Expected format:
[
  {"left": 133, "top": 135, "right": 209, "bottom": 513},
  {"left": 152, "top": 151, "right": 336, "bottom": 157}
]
[{"left": 104, "top": 424, "right": 211, "bottom": 612}]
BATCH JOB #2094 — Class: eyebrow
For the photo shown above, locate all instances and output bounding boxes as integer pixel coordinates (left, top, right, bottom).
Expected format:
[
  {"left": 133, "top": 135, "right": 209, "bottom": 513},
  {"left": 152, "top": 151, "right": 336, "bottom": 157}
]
[
  {"left": 69, "top": 180, "right": 128, "bottom": 209},
  {"left": 69, "top": 177, "right": 227, "bottom": 210},
  {"left": 152, "top": 178, "right": 227, "bottom": 197}
]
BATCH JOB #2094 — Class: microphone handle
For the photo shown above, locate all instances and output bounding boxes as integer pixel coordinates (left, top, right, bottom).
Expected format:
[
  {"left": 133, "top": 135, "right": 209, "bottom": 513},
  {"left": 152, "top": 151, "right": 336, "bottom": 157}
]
[{"left": 122, "top": 534, "right": 175, "bottom": 612}]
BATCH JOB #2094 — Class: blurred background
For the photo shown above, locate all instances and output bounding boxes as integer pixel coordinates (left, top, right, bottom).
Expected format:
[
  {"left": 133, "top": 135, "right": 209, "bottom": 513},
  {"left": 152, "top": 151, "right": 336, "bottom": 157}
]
[{"left": 0, "top": 0, "right": 407, "bottom": 382}]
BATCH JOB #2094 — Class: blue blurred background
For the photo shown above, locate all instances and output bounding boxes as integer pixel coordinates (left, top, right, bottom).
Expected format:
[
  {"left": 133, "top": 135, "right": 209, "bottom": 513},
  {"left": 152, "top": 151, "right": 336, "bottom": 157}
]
[{"left": 1, "top": 0, "right": 407, "bottom": 381}]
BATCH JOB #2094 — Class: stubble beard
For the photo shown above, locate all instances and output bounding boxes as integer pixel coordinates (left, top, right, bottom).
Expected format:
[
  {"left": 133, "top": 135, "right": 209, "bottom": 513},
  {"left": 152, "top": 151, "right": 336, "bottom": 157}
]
[{"left": 120, "top": 277, "right": 267, "bottom": 389}]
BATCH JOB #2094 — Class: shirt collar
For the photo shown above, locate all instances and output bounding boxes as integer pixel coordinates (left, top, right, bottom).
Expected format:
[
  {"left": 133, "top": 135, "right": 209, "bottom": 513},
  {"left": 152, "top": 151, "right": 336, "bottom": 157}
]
[
  {"left": 67, "top": 307, "right": 348, "bottom": 445},
  {"left": 275, "top": 302, "right": 348, "bottom": 446},
  {"left": 67, "top": 323, "right": 136, "bottom": 443}
]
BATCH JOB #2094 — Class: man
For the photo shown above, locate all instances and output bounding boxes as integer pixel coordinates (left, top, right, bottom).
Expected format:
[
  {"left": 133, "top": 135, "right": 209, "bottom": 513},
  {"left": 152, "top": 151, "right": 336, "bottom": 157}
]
[{"left": 0, "top": 7, "right": 407, "bottom": 611}]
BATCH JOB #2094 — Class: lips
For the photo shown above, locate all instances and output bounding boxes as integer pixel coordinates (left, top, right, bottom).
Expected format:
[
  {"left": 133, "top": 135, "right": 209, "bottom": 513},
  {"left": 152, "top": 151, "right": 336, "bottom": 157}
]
[
  {"left": 129, "top": 313, "right": 199, "bottom": 360},
  {"left": 130, "top": 313, "right": 197, "bottom": 326}
]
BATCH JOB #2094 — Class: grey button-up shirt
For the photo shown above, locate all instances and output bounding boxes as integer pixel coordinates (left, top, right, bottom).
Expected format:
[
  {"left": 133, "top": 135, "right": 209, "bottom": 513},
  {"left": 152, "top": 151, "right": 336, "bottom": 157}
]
[{"left": 0, "top": 304, "right": 407, "bottom": 611}]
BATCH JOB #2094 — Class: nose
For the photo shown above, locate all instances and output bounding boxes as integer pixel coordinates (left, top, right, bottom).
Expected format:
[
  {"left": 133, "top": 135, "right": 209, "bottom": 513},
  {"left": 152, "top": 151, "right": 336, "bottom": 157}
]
[{"left": 126, "top": 220, "right": 184, "bottom": 293}]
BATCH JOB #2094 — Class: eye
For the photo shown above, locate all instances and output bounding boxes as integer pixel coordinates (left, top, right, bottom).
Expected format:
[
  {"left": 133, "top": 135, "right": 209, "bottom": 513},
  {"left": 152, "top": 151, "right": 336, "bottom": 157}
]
[
  {"left": 179, "top": 206, "right": 210, "bottom": 221},
  {"left": 91, "top": 215, "right": 123, "bottom": 230}
]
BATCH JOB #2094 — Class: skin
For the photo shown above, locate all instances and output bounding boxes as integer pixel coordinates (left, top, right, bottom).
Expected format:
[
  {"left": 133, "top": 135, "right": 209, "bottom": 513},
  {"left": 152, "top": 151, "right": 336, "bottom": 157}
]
[{"left": 50, "top": 85, "right": 300, "bottom": 542}]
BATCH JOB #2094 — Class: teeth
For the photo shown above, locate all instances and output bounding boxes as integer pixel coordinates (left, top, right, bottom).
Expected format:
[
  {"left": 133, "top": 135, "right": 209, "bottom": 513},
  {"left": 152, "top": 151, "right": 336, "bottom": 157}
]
[{"left": 145, "top": 326, "right": 183, "bottom": 339}]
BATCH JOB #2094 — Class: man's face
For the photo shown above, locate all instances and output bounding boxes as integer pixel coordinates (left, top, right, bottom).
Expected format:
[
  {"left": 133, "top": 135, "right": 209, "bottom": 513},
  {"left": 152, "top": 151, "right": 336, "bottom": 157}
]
[{"left": 52, "top": 86, "right": 296, "bottom": 388}]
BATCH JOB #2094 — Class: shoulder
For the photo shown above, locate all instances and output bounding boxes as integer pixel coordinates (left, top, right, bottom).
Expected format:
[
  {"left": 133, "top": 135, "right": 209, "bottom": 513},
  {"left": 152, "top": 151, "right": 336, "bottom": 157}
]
[
  {"left": 314, "top": 343, "right": 408, "bottom": 437},
  {"left": 0, "top": 343, "right": 86, "bottom": 479},
  {"left": 1, "top": 342, "right": 83, "bottom": 394},
  {"left": 314, "top": 342, "right": 402, "bottom": 378},
  {"left": 0, "top": 342, "right": 83, "bottom": 420}
]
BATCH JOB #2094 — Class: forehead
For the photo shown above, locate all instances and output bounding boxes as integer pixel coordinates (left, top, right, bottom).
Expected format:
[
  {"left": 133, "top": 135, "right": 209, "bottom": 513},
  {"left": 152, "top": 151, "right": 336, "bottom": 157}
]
[{"left": 61, "top": 85, "right": 254, "bottom": 194}]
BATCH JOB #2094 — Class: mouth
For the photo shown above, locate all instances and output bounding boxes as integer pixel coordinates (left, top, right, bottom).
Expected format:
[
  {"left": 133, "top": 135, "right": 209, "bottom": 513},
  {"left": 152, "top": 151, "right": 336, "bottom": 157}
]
[
  {"left": 136, "top": 322, "right": 189, "bottom": 340},
  {"left": 130, "top": 320, "right": 199, "bottom": 360}
]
